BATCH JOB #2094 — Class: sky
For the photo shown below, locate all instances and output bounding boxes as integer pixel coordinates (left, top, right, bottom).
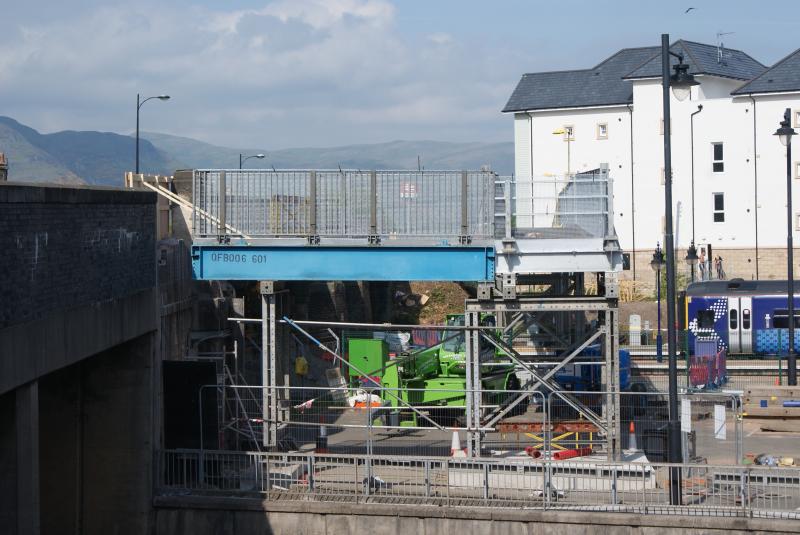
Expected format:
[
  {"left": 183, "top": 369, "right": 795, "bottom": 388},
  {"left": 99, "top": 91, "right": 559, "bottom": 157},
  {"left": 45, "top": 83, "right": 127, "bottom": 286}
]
[{"left": 1, "top": 0, "right": 799, "bottom": 149}]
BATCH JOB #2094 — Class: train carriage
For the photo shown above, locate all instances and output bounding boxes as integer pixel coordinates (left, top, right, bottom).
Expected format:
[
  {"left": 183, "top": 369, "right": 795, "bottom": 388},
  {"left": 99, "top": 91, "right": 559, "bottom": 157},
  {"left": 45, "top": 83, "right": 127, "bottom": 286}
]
[{"left": 682, "top": 279, "right": 800, "bottom": 356}]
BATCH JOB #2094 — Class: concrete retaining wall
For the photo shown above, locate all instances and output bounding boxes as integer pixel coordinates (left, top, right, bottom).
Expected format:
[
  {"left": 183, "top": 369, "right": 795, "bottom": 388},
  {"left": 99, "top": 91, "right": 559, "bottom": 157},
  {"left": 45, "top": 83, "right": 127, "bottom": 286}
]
[{"left": 153, "top": 497, "right": 798, "bottom": 535}]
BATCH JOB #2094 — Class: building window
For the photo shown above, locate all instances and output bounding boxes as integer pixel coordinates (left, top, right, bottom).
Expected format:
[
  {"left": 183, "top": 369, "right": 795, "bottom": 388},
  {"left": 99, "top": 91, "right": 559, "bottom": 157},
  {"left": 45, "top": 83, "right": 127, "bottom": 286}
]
[
  {"left": 596, "top": 123, "right": 608, "bottom": 140},
  {"left": 712, "top": 143, "right": 724, "bottom": 173},
  {"left": 713, "top": 193, "right": 725, "bottom": 222},
  {"left": 563, "top": 125, "right": 575, "bottom": 141}
]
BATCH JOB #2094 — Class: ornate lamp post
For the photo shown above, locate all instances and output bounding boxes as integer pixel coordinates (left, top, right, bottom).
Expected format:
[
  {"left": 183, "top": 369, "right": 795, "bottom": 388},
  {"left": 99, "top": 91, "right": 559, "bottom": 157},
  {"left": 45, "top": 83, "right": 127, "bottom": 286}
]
[
  {"left": 650, "top": 244, "right": 665, "bottom": 362},
  {"left": 660, "top": 33, "right": 698, "bottom": 506}
]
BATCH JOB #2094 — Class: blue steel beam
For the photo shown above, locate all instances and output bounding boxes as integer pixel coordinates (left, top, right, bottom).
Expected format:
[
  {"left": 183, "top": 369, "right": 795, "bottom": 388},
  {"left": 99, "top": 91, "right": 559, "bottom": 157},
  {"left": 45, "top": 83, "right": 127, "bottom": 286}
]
[{"left": 192, "top": 245, "right": 495, "bottom": 282}]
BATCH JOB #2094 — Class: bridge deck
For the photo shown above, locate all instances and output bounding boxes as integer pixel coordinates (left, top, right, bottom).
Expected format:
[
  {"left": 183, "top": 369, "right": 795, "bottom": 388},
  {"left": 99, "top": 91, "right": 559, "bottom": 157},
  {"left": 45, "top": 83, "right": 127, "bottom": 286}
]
[{"left": 189, "top": 168, "right": 622, "bottom": 282}]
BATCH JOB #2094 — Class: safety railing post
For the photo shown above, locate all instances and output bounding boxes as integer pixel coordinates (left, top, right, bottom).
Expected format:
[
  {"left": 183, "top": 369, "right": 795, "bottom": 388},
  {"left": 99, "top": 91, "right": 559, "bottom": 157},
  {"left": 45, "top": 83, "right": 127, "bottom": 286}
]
[
  {"left": 445, "top": 459, "right": 450, "bottom": 506},
  {"left": 424, "top": 460, "right": 431, "bottom": 497},
  {"left": 369, "top": 170, "right": 378, "bottom": 243},
  {"left": 264, "top": 454, "right": 270, "bottom": 495},
  {"left": 600, "top": 163, "right": 613, "bottom": 239},
  {"left": 308, "top": 170, "right": 318, "bottom": 243},
  {"left": 611, "top": 465, "right": 618, "bottom": 505},
  {"left": 218, "top": 171, "right": 226, "bottom": 239},
  {"left": 544, "top": 459, "right": 552, "bottom": 510},
  {"left": 364, "top": 457, "right": 372, "bottom": 497},
  {"left": 504, "top": 178, "right": 513, "bottom": 239},
  {"left": 483, "top": 462, "right": 490, "bottom": 501},
  {"left": 307, "top": 454, "right": 315, "bottom": 493},
  {"left": 741, "top": 467, "right": 749, "bottom": 517},
  {"left": 460, "top": 170, "right": 469, "bottom": 243}
]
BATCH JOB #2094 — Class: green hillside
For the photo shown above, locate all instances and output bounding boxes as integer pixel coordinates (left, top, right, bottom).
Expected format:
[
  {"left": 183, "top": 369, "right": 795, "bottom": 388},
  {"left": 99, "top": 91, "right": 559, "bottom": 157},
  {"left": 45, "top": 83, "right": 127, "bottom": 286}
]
[
  {"left": 141, "top": 132, "right": 514, "bottom": 174},
  {"left": 0, "top": 116, "right": 179, "bottom": 186},
  {"left": 0, "top": 116, "right": 514, "bottom": 186}
]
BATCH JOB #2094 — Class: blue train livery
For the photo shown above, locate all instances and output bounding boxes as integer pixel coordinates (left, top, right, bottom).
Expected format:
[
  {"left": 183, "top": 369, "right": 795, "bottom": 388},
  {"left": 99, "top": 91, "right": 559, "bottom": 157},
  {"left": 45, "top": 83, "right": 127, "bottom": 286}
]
[{"left": 682, "top": 279, "right": 800, "bottom": 355}]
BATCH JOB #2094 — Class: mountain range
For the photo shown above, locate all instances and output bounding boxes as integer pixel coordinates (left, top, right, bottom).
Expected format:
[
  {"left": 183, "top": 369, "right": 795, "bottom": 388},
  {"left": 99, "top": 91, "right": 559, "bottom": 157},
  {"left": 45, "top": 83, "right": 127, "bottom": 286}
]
[{"left": 0, "top": 116, "right": 513, "bottom": 186}]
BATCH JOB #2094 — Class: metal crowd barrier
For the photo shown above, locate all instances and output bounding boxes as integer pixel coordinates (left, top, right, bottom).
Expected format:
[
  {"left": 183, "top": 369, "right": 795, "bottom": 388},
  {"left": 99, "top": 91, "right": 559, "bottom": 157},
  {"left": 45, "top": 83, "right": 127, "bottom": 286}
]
[{"left": 158, "top": 449, "right": 800, "bottom": 519}]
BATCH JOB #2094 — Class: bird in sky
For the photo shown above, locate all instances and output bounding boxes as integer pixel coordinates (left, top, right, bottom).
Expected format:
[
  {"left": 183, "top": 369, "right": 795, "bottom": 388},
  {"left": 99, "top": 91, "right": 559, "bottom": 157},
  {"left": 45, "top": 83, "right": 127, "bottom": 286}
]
[{"left": 685, "top": 7, "right": 696, "bottom": 13}]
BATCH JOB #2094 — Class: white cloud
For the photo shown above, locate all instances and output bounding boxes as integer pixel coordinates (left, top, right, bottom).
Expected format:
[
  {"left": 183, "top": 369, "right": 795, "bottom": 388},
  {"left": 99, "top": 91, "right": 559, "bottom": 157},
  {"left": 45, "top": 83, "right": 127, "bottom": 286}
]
[
  {"left": 427, "top": 32, "right": 453, "bottom": 46},
  {"left": 0, "top": 1, "right": 513, "bottom": 147}
]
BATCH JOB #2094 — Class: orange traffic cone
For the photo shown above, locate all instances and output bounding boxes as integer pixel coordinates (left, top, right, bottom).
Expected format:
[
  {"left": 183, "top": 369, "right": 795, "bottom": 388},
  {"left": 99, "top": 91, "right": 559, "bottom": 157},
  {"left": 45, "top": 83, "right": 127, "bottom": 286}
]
[
  {"left": 628, "top": 421, "right": 638, "bottom": 451},
  {"left": 450, "top": 431, "right": 467, "bottom": 457}
]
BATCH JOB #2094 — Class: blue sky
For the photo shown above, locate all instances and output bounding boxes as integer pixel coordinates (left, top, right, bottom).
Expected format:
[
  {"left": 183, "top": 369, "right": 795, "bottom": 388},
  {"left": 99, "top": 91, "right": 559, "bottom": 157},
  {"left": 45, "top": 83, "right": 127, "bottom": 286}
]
[{"left": 1, "top": 0, "right": 798, "bottom": 149}]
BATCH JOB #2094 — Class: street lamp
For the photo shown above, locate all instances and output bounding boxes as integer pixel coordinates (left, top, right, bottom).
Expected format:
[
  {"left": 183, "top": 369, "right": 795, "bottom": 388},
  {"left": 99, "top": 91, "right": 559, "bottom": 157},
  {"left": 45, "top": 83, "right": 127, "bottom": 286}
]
[
  {"left": 136, "top": 94, "right": 170, "bottom": 174},
  {"left": 661, "top": 34, "right": 697, "bottom": 506},
  {"left": 685, "top": 240, "right": 699, "bottom": 283},
  {"left": 650, "top": 244, "right": 665, "bottom": 363},
  {"left": 239, "top": 153, "right": 266, "bottom": 169},
  {"left": 775, "top": 108, "right": 798, "bottom": 386},
  {"left": 552, "top": 128, "right": 572, "bottom": 176},
  {"left": 669, "top": 61, "right": 699, "bottom": 102}
]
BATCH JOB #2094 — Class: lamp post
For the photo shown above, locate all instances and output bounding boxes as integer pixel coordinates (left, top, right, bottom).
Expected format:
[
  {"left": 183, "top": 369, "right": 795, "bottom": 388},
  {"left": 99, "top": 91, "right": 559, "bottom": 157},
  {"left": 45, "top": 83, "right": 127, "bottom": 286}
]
[
  {"left": 136, "top": 94, "right": 170, "bottom": 174},
  {"left": 661, "top": 33, "right": 698, "bottom": 506},
  {"left": 650, "top": 244, "right": 665, "bottom": 363},
  {"left": 775, "top": 108, "right": 798, "bottom": 386},
  {"left": 685, "top": 240, "right": 699, "bottom": 283},
  {"left": 239, "top": 153, "right": 266, "bottom": 169},
  {"left": 552, "top": 128, "right": 572, "bottom": 175}
]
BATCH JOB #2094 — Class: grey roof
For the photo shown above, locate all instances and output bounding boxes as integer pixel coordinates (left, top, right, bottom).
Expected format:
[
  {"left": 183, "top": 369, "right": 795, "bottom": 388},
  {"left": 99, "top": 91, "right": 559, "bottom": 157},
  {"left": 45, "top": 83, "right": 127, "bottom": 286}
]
[
  {"left": 502, "top": 46, "right": 659, "bottom": 113},
  {"left": 732, "top": 47, "right": 800, "bottom": 95},
  {"left": 623, "top": 40, "right": 765, "bottom": 81}
]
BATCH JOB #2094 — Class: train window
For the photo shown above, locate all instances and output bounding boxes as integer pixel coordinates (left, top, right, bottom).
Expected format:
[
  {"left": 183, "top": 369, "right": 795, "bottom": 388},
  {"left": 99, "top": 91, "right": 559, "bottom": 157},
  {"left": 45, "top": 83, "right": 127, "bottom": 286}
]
[
  {"left": 742, "top": 309, "right": 751, "bottom": 329},
  {"left": 772, "top": 310, "right": 800, "bottom": 328},
  {"left": 697, "top": 310, "right": 715, "bottom": 329},
  {"left": 729, "top": 309, "right": 738, "bottom": 330}
]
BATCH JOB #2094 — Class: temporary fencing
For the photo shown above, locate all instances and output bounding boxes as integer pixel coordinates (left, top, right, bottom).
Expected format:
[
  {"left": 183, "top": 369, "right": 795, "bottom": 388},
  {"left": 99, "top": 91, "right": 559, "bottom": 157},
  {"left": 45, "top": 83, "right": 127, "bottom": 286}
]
[{"left": 198, "top": 384, "right": 745, "bottom": 466}]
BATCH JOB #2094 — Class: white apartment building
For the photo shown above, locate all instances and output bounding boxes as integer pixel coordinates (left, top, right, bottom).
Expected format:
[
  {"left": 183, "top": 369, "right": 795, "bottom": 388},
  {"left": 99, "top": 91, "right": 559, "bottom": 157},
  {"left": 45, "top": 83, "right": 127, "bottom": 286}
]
[{"left": 503, "top": 40, "right": 800, "bottom": 282}]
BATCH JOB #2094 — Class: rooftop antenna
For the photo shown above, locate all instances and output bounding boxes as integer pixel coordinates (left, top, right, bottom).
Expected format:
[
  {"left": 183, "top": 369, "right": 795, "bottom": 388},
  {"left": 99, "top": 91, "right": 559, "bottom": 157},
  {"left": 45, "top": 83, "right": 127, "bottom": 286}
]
[{"left": 716, "top": 31, "right": 735, "bottom": 64}]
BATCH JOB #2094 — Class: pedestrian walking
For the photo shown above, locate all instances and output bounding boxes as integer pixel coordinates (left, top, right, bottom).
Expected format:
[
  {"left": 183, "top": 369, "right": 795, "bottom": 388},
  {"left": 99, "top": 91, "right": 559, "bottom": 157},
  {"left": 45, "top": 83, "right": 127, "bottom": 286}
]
[{"left": 698, "top": 249, "right": 707, "bottom": 280}]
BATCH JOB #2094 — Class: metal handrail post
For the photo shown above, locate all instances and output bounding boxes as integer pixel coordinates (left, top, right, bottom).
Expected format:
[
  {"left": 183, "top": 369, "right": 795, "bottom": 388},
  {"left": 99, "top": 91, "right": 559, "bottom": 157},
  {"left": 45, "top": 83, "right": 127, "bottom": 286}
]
[
  {"left": 460, "top": 170, "right": 469, "bottom": 241},
  {"left": 218, "top": 171, "right": 226, "bottom": 238},
  {"left": 369, "top": 170, "right": 377, "bottom": 241},
  {"left": 309, "top": 170, "right": 318, "bottom": 239}
]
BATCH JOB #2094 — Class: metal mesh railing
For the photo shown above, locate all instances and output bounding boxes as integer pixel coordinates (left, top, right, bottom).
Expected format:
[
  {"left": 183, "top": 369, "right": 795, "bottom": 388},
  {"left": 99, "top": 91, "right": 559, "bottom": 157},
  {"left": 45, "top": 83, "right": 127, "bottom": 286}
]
[
  {"left": 192, "top": 170, "right": 494, "bottom": 241},
  {"left": 192, "top": 168, "right": 615, "bottom": 243},
  {"left": 504, "top": 168, "right": 613, "bottom": 240},
  {"left": 158, "top": 449, "right": 800, "bottom": 519}
]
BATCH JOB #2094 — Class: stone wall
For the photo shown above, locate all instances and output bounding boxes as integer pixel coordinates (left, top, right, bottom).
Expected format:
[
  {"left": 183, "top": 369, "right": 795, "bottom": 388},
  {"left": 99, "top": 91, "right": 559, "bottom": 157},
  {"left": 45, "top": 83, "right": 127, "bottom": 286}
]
[
  {"left": 622, "top": 246, "right": 799, "bottom": 294},
  {"left": 0, "top": 183, "right": 156, "bottom": 330}
]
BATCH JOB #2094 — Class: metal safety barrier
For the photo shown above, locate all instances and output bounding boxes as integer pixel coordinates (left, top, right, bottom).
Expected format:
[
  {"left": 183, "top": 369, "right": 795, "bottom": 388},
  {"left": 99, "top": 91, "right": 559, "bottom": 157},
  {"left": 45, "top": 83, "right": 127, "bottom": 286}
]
[
  {"left": 192, "top": 169, "right": 494, "bottom": 241},
  {"left": 158, "top": 449, "right": 800, "bottom": 519},
  {"left": 191, "top": 168, "right": 616, "bottom": 243}
]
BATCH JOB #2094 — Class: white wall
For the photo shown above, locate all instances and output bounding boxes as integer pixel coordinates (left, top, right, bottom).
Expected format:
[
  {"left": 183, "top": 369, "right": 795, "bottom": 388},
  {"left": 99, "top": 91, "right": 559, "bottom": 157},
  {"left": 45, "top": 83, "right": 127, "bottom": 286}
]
[
  {"left": 510, "top": 77, "right": 800, "bottom": 259},
  {"left": 513, "top": 106, "right": 633, "bottom": 237}
]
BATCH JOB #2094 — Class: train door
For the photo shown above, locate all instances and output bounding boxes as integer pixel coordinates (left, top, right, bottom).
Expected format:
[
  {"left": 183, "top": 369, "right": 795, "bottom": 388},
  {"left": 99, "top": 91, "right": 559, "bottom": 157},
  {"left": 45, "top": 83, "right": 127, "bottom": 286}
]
[
  {"left": 727, "top": 298, "right": 740, "bottom": 353},
  {"left": 740, "top": 297, "right": 753, "bottom": 353}
]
